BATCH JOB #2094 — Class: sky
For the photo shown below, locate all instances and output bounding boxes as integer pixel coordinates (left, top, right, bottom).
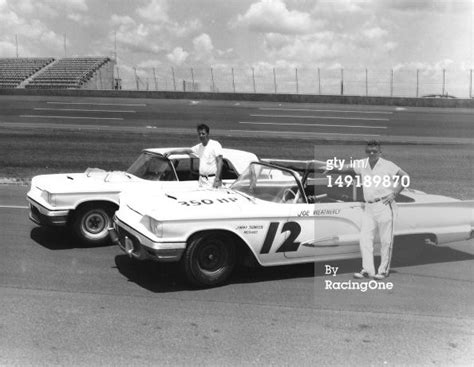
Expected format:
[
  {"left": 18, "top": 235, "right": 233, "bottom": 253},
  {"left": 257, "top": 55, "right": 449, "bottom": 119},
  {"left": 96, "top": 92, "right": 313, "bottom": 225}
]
[{"left": 0, "top": 0, "right": 473, "bottom": 94}]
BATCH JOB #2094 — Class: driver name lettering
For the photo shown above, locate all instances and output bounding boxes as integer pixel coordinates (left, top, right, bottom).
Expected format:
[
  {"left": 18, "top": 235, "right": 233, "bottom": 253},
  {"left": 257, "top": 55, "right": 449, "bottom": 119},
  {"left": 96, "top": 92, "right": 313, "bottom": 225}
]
[
  {"left": 236, "top": 224, "right": 263, "bottom": 230},
  {"left": 313, "top": 209, "right": 340, "bottom": 216},
  {"left": 297, "top": 209, "right": 341, "bottom": 216},
  {"left": 297, "top": 210, "right": 310, "bottom": 217},
  {"left": 178, "top": 197, "right": 238, "bottom": 206},
  {"left": 236, "top": 224, "right": 264, "bottom": 235}
]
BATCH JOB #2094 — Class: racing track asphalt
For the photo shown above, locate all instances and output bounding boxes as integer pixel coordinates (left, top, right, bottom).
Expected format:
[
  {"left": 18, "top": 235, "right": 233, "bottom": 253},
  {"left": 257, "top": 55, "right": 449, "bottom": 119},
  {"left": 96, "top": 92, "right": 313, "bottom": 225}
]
[
  {"left": 0, "top": 95, "right": 473, "bottom": 144},
  {"left": 1, "top": 95, "right": 473, "bottom": 365},
  {"left": 0, "top": 185, "right": 473, "bottom": 366}
]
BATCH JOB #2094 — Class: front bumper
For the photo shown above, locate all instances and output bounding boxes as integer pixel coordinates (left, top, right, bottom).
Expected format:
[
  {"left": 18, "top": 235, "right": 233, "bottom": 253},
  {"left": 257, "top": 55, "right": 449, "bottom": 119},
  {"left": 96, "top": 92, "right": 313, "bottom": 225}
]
[
  {"left": 27, "top": 198, "right": 70, "bottom": 226},
  {"left": 111, "top": 216, "right": 186, "bottom": 262}
]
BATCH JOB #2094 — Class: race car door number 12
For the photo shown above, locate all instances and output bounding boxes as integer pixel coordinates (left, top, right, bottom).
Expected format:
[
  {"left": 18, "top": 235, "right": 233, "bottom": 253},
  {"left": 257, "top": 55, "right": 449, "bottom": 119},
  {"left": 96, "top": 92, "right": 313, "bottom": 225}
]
[{"left": 260, "top": 222, "right": 301, "bottom": 254}]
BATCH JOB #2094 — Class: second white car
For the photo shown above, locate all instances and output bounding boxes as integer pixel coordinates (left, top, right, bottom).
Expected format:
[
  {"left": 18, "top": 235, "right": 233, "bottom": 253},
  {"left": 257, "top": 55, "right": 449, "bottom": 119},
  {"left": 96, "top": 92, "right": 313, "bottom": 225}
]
[{"left": 27, "top": 147, "right": 258, "bottom": 245}]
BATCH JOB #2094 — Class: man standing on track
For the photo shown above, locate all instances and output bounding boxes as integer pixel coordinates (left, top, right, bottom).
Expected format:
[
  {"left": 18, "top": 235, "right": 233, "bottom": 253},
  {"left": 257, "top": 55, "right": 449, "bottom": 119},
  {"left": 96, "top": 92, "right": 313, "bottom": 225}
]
[
  {"left": 164, "top": 123, "right": 223, "bottom": 189},
  {"left": 333, "top": 140, "right": 410, "bottom": 279}
]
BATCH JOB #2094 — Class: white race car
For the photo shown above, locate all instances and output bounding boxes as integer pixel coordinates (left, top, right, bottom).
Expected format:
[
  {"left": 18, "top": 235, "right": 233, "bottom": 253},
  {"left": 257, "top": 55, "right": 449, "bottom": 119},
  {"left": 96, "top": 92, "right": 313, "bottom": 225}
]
[
  {"left": 27, "top": 147, "right": 258, "bottom": 245},
  {"left": 112, "top": 160, "right": 474, "bottom": 287}
]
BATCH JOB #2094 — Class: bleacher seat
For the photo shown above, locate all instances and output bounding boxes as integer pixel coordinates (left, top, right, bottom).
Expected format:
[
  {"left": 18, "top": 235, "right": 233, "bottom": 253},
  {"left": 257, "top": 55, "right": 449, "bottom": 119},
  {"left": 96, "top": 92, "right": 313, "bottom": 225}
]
[
  {"left": 25, "top": 57, "right": 111, "bottom": 89},
  {"left": 0, "top": 57, "right": 54, "bottom": 88}
]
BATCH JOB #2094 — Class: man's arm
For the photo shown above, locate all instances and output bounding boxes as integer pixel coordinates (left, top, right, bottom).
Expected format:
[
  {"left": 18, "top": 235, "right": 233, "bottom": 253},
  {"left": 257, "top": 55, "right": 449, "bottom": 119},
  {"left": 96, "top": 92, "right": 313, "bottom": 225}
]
[
  {"left": 213, "top": 155, "right": 223, "bottom": 188},
  {"left": 383, "top": 168, "right": 410, "bottom": 204},
  {"left": 324, "top": 163, "right": 356, "bottom": 176},
  {"left": 163, "top": 148, "right": 194, "bottom": 158},
  {"left": 340, "top": 163, "right": 356, "bottom": 175}
]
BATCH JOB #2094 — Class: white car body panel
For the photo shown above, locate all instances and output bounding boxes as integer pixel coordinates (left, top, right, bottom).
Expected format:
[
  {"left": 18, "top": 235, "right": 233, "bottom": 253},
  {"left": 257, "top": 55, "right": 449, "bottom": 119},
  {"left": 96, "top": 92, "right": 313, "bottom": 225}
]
[
  {"left": 113, "top": 161, "right": 474, "bottom": 268},
  {"left": 27, "top": 147, "right": 258, "bottom": 227}
]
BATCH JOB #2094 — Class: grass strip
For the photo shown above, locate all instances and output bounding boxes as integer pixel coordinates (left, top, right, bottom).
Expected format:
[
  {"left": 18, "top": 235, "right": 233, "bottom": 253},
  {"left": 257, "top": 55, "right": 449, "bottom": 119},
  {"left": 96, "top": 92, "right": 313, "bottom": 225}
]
[{"left": 0, "top": 127, "right": 472, "bottom": 200}]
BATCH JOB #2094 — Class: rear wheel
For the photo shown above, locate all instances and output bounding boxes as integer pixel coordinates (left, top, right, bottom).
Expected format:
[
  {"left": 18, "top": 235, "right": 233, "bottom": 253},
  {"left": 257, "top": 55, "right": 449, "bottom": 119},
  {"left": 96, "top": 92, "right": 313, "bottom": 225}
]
[
  {"left": 72, "top": 203, "right": 115, "bottom": 245},
  {"left": 182, "top": 233, "right": 236, "bottom": 287}
]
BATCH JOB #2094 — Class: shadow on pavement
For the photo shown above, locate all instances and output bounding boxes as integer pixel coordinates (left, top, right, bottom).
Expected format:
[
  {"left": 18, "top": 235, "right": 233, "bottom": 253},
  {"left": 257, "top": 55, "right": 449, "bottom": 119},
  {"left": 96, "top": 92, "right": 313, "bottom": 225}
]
[
  {"left": 114, "top": 245, "right": 474, "bottom": 293},
  {"left": 318, "top": 245, "right": 474, "bottom": 277},
  {"left": 114, "top": 255, "right": 190, "bottom": 292},
  {"left": 30, "top": 226, "right": 111, "bottom": 250},
  {"left": 392, "top": 243, "right": 474, "bottom": 267}
]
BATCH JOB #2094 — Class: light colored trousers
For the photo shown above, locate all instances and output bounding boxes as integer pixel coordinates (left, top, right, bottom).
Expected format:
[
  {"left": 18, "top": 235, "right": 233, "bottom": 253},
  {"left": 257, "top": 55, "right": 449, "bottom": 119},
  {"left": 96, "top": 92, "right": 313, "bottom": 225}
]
[
  {"left": 198, "top": 175, "right": 217, "bottom": 188},
  {"left": 359, "top": 201, "right": 397, "bottom": 276}
]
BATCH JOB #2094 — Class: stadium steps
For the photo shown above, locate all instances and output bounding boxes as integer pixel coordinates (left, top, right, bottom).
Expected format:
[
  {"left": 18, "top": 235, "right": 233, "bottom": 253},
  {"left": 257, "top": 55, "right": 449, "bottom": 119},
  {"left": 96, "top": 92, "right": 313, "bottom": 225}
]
[{"left": 19, "top": 59, "right": 58, "bottom": 88}]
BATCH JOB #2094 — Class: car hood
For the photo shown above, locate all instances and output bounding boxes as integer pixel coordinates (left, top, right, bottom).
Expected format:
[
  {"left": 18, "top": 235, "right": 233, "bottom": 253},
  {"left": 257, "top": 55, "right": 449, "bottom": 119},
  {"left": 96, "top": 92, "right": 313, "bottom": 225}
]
[
  {"left": 122, "top": 188, "right": 280, "bottom": 222},
  {"left": 31, "top": 170, "right": 143, "bottom": 194}
]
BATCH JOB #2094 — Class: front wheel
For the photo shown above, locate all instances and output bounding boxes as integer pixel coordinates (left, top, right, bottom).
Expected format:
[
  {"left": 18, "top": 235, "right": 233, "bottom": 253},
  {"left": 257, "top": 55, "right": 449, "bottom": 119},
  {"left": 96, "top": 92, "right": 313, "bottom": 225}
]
[
  {"left": 182, "top": 233, "right": 236, "bottom": 287},
  {"left": 72, "top": 204, "right": 115, "bottom": 245}
]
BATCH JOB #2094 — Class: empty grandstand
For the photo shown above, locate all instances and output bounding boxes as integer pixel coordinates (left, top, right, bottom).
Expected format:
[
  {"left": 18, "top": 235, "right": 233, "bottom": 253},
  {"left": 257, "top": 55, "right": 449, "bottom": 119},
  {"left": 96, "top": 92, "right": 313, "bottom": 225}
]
[
  {"left": 26, "top": 57, "right": 114, "bottom": 89},
  {"left": 0, "top": 58, "right": 54, "bottom": 88}
]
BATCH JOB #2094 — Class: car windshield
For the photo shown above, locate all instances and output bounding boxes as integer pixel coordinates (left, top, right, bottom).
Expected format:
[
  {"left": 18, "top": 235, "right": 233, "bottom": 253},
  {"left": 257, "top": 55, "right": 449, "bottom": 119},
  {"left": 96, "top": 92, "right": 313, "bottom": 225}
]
[
  {"left": 230, "top": 162, "right": 303, "bottom": 203},
  {"left": 126, "top": 152, "right": 177, "bottom": 181}
]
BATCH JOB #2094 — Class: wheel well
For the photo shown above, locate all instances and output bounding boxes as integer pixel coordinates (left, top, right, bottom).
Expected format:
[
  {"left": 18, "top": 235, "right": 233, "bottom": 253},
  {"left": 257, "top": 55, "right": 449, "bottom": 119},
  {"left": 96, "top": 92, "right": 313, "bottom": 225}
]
[
  {"left": 186, "top": 230, "right": 257, "bottom": 265},
  {"left": 69, "top": 200, "right": 119, "bottom": 224}
]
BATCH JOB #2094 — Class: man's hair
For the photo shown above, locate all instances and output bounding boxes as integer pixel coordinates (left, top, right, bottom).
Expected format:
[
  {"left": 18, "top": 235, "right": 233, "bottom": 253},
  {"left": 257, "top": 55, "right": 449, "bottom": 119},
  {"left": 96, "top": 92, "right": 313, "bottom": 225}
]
[
  {"left": 366, "top": 139, "right": 381, "bottom": 149},
  {"left": 196, "top": 123, "right": 210, "bottom": 133}
]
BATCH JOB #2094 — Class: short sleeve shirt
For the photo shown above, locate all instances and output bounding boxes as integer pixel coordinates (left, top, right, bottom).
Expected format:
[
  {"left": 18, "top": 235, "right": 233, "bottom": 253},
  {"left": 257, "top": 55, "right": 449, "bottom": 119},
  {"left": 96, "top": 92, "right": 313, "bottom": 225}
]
[
  {"left": 353, "top": 158, "right": 401, "bottom": 201},
  {"left": 191, "top": 139, "right": 223, "bottom": 176}
]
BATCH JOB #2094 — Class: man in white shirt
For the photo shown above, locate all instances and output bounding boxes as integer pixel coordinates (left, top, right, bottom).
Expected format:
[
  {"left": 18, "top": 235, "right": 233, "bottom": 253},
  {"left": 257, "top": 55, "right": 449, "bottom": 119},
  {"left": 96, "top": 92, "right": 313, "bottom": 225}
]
[
  {"left": 334, "top": 140, "right": 410, "bottom": 280},
  {"left": 164, "top": 124, "right": 223, "bottom": 188}
]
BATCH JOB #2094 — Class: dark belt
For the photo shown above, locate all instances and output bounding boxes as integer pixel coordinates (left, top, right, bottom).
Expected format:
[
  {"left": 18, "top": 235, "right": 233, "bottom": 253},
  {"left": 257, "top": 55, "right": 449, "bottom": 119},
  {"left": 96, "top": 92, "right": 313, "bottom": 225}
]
[
  {"left": 365, "top": 197, "right": 384, "bottom": 204},
  {"left": 200, "top": 174, "right": 216, "bottom": 178}
]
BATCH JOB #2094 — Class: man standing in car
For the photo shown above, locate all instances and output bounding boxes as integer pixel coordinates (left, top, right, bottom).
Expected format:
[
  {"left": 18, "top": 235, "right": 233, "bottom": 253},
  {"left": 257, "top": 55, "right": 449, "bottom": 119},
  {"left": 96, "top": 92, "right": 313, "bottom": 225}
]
[
  {"left": 332, "top": 140, "right": 410, "bottom": 280},
  {"left": 164, "top": 123, "right": 223, "bottom": 188}
]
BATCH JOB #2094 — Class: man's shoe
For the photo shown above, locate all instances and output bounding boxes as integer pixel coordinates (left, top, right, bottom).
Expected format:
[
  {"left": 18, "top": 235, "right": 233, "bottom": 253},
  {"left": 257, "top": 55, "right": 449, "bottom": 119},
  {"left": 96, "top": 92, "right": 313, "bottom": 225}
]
[
  {"left": 374, "top": 273, "right": 389, "bottom": 280},
  {"left": 353, "top": 270, "right": 371, "bottom": 279}
]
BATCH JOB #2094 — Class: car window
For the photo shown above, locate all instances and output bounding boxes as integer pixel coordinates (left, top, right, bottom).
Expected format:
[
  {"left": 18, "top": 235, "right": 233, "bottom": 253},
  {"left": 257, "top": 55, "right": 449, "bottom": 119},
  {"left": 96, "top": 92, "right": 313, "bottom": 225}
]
[
  {"left": 172, "top": 157, "right": 199, "bottom": 181},
  {"left": 171, "top": 157, "right": 238, "bottom": 181},
  {"left": 305, "top": 174, "right": 356, "bottom": 203},
  {"left": 221, "top": 159, "right": 239, "bottom": 180},
  {"left": 231, "top": 163, "right": 303, "bottom": 203},
  {"left": 127, "top": 153, "right": 177, "bottom": 181}
]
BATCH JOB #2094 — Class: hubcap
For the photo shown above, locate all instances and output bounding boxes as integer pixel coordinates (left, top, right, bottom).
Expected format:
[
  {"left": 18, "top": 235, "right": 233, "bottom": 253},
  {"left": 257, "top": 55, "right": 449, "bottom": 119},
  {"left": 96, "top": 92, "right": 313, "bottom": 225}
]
[
  {"left": 199, "top": 244, "right": 223, "bottom": 271},
  {"left": 84, "top": 212, "right": 106, "bottom": 234}
]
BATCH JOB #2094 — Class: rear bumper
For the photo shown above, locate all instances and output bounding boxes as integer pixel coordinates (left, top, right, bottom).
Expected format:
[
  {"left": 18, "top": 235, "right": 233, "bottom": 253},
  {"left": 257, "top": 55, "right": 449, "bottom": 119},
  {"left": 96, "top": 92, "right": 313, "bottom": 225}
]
[
  {"left": 111, "top": 217, "right": 185, "bottom": 262},
  {"left": 27, "top": 198, "right": 69, "bottom": 226}
]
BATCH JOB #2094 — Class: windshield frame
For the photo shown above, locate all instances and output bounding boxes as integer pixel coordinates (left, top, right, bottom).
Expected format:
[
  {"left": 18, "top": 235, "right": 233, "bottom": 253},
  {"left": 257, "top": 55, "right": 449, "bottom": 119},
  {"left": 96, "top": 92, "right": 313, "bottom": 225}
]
[
  {"left": 230, "top": 161, "right": 307, "bottom": 204},
  {"left": 126, "top": 151, "right": 178, "bottom": 181}
]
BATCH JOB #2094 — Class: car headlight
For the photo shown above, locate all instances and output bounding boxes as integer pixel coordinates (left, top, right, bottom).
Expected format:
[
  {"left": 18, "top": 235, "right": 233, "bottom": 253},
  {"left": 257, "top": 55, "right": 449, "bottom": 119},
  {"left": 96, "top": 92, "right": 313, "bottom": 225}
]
[
  {"left": 41, "top": 190, "right": 56, "bottom": 206},
  {"left": 148, "top": 216, "right": 163, "bottom": 237}
]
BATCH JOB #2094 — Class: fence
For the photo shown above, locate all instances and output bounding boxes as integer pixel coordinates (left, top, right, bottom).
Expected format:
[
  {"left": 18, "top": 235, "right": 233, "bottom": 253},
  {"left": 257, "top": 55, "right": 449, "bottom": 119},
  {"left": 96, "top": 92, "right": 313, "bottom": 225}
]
[{"left": 115, "top": 66, "right": 473, "bottom": 99}]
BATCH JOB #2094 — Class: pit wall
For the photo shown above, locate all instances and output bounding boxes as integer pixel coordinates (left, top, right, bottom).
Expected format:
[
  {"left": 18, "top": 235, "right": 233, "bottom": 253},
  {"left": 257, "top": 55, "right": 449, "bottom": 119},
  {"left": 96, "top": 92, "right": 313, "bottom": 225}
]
[{"left": 0, "top": 89, "right": 472, "bottom": 108}]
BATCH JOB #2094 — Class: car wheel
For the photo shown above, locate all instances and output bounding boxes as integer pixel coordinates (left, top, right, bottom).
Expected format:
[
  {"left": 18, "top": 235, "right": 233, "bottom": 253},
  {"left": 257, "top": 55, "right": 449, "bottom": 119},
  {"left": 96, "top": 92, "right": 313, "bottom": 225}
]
[
  {"left": 183, "top": 233, "right": 236, "bottom": 287},
  {"left": 73, "top": 204, "right": 115, "bottom": 245}
]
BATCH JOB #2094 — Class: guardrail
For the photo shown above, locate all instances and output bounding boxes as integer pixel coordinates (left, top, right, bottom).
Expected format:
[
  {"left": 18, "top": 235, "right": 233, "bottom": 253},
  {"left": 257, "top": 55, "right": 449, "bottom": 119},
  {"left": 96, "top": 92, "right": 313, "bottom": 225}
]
[{"left": 0, "top": 88, "right": 473, "bottom": 108}]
